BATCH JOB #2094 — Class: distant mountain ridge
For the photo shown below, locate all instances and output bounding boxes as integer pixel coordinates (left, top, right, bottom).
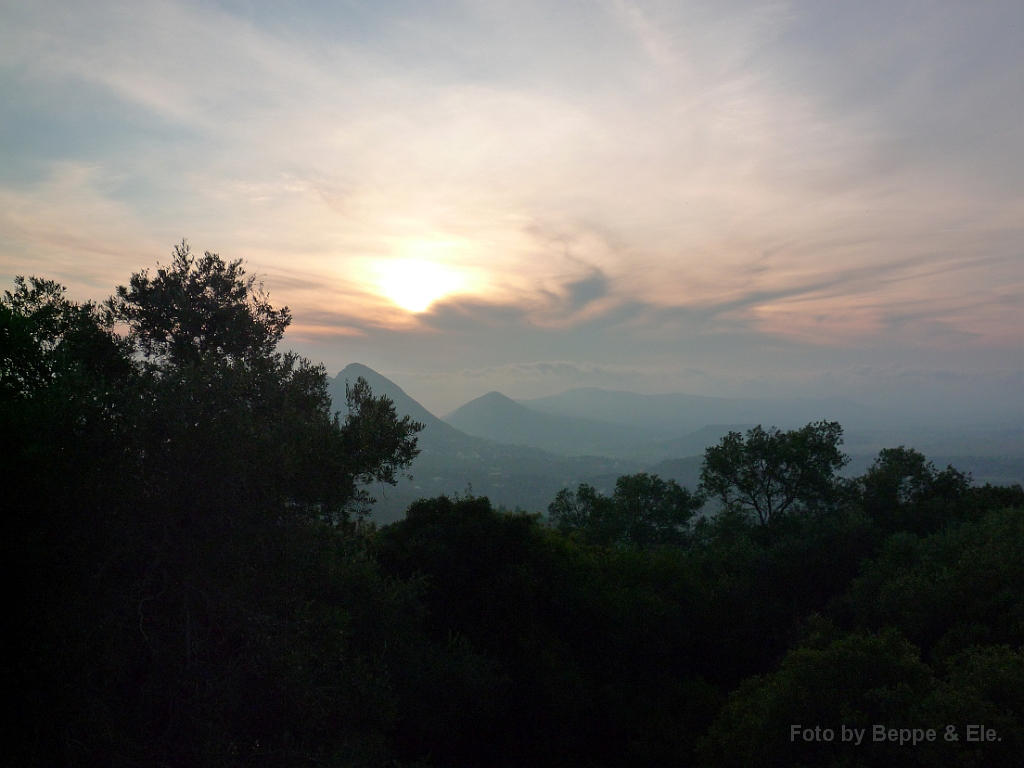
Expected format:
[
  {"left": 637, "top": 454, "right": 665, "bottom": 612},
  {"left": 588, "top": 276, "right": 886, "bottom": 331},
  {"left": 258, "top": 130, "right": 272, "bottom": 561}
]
[
  {"left": 443, "top": 390, "right": 652, "bottom": 458},
  {"left": 519, "top": 387, "right": 872, "bottom": 434},
  {"left": 444, "top": 390, "right": 773, "bottom": 462},
  {"left": 656, "top": 424, "right": 757, "bottom": 458},
  {"left": 326, "top": 365, "right": 642, "bottom": 522},
  {"left": 325, "top": 365, "right": 1024, "bottom": 521},
  {"left": 330, "top": 363, "right": 451, "bottom": 435}
]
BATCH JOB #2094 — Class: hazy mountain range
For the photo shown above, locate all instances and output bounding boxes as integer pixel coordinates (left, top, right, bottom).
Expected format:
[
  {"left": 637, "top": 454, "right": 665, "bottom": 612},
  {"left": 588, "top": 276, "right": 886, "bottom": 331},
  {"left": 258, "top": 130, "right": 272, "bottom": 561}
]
[
  {"left": 329, "top": 364, "right": 1024, "bottom": 522},
  {"left": 327, "top": 365, "right": 640, "bottom": 521},
  {"left": 519, "top": 388, "right": 872, "bottom": 435},
  {"left": 444, "top": 391, "right": 658, "bottom": 459}
]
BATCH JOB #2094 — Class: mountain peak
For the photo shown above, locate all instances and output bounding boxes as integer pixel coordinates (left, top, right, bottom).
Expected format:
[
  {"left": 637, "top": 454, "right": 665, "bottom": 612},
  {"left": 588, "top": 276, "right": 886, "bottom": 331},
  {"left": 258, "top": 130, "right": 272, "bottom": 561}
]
[
  {"left": 338, "top": 362, "right": 380, "bottom": 377},
  {"left": 476, "top": 390, "right": 518, "bottom": 405},
  {"left": 329, "top": 364, "right": 441, "bottom": 428},
  {"left": 443, "top": 390, "right": 523, "bottom": 421},
  {"left": 443, "top": 388, "right": 652, "bottom": 458}
]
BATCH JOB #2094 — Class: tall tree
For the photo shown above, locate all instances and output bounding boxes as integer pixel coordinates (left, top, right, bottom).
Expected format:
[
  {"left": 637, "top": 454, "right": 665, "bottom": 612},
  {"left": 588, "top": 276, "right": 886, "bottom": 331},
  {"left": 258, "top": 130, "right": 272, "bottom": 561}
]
[
  {"left": 858, "top": 446, "right": 970, "bottom": 535},
  {"left": 700, "top": 422, "right": 848, "bottom": 526},
  {"left": 5, "top": 246, "right": 426, "bottom": 764},
  {"left": 105, "top": 241, "right": 423, "bottom": 522}
]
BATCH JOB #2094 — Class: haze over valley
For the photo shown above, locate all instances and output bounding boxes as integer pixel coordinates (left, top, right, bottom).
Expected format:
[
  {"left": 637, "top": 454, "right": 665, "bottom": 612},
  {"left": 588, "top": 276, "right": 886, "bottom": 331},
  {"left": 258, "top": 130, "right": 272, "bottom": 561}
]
[{"left": 331, "top": 363, "right": 1024, "bottom": 521}]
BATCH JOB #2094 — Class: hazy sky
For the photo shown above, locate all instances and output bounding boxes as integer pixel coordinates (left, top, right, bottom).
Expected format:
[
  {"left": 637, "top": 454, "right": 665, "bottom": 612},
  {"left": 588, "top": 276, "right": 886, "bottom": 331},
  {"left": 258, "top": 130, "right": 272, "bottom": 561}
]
[{"left": 2, "top": 0, "right": 1022, "bottom": 418}]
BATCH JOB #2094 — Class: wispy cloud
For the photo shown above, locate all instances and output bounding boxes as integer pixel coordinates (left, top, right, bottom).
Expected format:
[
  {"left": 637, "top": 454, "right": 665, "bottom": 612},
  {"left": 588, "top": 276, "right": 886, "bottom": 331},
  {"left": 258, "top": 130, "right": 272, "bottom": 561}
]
[{"left": 1, "top": 0, "right": 1021, "bottom": 417}]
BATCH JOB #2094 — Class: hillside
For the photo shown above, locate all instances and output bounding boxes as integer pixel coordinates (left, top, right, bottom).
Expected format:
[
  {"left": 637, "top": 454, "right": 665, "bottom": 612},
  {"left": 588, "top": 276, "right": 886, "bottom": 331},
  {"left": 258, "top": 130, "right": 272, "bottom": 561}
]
[
  {"left": 328, "top": 369, "right": 1024, "bottom": 521},
  {"left": 330, "top": 363, "right": 455, "bottom": 438},
  {"left": 443, "top": 390, "right": 652, "bottom": 458},
  {"left": 328, "top": 366, "right": 642, "bottom": 521}
]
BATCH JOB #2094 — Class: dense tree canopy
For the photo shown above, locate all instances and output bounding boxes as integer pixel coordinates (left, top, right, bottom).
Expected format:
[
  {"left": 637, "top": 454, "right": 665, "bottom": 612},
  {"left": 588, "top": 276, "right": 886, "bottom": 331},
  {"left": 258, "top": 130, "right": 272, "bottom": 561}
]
[
  {"left": 4, "top": 247, "right": 425, "bottom": 765},
  {"left": 858, "top": 446, "right": 972, "bottom": 535},
  {"left": 5, "top": 250, "right": 1023, "bottom": 767},
  {"left": 699, "top": 628, "right": 1024, "bottom": 768},
  {"left": 548, "top": 472, "right": 703, "bottom": 547},
  {"left": 2, "top": 275, "right": 131, "bottom": 399}
]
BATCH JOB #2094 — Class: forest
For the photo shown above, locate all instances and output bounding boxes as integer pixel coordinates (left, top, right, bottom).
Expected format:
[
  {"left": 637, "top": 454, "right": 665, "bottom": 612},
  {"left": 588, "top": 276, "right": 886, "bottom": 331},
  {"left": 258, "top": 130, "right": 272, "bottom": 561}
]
[{"left": 4, "top": 247, "right": 1023, "bottom": 767}]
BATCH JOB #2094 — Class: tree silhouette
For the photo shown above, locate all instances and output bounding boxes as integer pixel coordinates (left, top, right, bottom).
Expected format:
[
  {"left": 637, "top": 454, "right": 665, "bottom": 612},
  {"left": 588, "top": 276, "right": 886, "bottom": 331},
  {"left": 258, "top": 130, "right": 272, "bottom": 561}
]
[
  {"left": 549, "top": 472, "right": 702, "bottom": 547},
  {"left": 108, "top": 240, "right": 290, "bottom": 367},
  {"left": 700, "top": 422, "right": 848, "bottom": 526}
]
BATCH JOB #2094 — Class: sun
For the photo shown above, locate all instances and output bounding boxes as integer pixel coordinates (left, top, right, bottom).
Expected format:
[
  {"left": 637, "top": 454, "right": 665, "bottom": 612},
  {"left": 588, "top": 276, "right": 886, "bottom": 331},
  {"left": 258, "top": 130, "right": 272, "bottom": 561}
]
[{"left": 377, "top": 259, "right": 465, "bottom": 313}]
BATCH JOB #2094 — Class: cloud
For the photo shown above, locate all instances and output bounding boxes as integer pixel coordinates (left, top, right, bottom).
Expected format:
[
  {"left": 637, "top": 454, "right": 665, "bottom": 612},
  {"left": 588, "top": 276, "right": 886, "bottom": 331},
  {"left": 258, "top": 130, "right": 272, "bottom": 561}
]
[
  {"left": 450, "top": 360, "right": 636, "bottom": 381},
  {"left": 1, "top": 0, "right": 1022, "bottom": 420}
]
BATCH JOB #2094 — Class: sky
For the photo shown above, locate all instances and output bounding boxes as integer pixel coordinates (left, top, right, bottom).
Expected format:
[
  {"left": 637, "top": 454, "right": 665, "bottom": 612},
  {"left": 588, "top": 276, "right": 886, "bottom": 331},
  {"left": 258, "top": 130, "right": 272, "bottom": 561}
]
[{"left": 1, "top": 0, "right": 1022, "bottom": 419}]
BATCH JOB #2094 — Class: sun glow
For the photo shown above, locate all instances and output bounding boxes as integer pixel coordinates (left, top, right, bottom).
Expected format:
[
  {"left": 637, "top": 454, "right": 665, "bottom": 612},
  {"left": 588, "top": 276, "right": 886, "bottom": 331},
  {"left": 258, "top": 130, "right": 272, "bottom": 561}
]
[{"left": 376, "top": 258, "right": 466, "bottom": 313}]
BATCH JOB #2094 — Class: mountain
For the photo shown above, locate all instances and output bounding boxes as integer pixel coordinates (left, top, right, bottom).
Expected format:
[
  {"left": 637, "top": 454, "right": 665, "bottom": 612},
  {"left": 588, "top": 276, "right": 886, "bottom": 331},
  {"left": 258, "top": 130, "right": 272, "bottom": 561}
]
[
  {"left": 331, "top": 363, "right": 450, "bottom": 435},
  {"left": 325, "top": 369, "right": 1024, "bottom": 522},
  {"left": 443, "top": 391, "right": 652, "bottom": 458},
  {"left": 326, "top": 366, "right": 642, "bottom": 522}
]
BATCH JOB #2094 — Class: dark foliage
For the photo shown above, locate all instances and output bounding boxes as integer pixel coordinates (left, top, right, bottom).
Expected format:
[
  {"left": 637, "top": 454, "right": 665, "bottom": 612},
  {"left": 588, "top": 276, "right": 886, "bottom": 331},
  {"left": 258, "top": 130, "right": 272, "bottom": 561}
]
[
  {"left": 698, "top": 627, "right": 1024, "bottom": 767},
  {"left": 5, "top": 248, "right": 425, "bottom": 765},
  {"left": 108, "top": 240, "right": 291, "bottom": 367},
  {"left": 835, "top": 506, "right": 1024, "bottom": 657},
  {"left": 6, "top": 253, "right": 1023, "bottom": 767},
  {"left": 548, "top": 472, "right": 703, "bottom": 547},
  {"left": 858, "top": 446, "right": 972, "bottom": 535},
  {"left": 376, "top": 493, "right": 720, "bottom": 767}
]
